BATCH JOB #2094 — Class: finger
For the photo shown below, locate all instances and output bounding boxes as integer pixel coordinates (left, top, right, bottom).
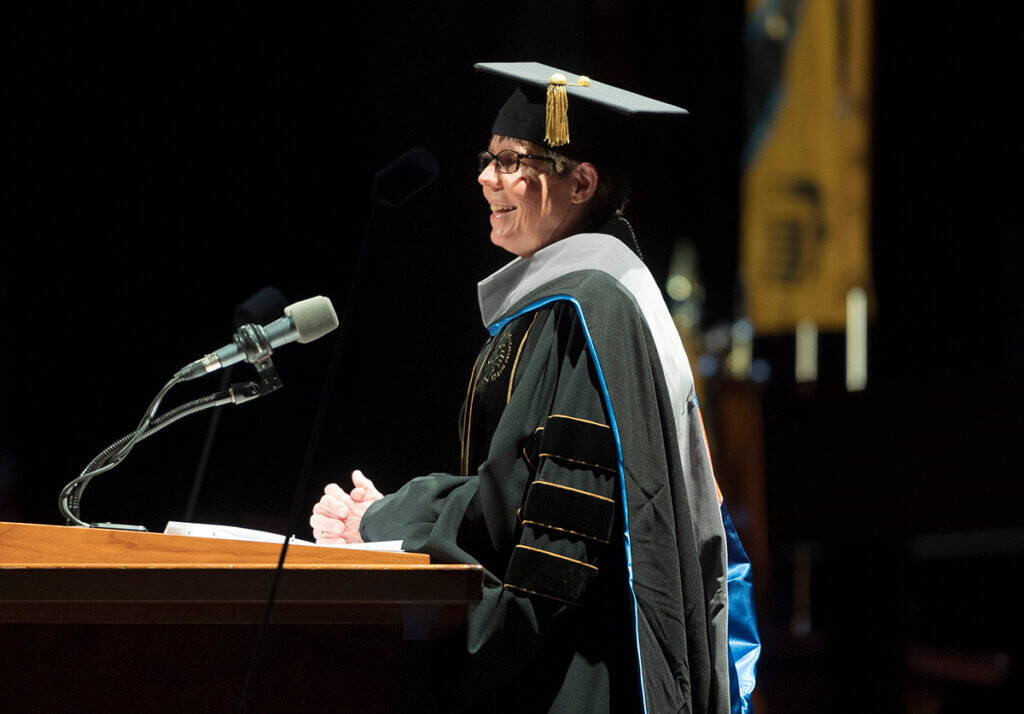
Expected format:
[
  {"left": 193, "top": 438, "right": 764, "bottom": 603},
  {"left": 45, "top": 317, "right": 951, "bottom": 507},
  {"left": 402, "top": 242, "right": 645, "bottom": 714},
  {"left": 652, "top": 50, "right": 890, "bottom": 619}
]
[
  {"left": 316, "top": 533, "right": 346, "bottom": 545},
  {"left": 352, "top": 470, "right": 383, "bottom": 500},
  {"left": 350, "top": 486, "right": 367, "bottom": 502},
  {"left": 314, "top": 495, "right": 349, "bottom": 519},
  {"left": 351, "top": 469, "right": 369, "bottom": 488},
  {"left": 313, "top": 502, "right": 346, "bottom": 522},
  {"left": 314, "top": 525, "right": 343, "bottom": 539},
  {"left": 324, "top": 483, "right": 346, "bottom": 498},
  {"left": 309, "top": 513, "right": 344, "bottom": 536}
]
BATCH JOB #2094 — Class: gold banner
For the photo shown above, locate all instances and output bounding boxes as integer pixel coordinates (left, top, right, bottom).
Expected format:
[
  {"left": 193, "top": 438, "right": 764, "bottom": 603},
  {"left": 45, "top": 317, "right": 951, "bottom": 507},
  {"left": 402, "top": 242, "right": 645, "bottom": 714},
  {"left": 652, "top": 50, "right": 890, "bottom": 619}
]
[{"left": 740, "top": 0, "right": 874, "bottom": 333}]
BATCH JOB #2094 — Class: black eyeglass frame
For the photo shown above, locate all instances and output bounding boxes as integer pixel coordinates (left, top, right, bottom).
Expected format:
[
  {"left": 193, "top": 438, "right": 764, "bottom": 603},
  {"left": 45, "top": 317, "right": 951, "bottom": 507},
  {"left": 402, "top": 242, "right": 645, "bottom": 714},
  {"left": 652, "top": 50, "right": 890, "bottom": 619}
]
[{"left": 478, "top": 149, "right": 555, "bottom": 174}]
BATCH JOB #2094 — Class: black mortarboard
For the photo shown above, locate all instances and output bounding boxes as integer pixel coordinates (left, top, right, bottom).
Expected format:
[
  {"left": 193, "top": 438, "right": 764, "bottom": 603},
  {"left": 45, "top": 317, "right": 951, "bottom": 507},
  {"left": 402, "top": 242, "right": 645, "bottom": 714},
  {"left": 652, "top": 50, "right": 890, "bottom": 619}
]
[{"left": 474, "top": 61, "right": 688, "bottom": 168}]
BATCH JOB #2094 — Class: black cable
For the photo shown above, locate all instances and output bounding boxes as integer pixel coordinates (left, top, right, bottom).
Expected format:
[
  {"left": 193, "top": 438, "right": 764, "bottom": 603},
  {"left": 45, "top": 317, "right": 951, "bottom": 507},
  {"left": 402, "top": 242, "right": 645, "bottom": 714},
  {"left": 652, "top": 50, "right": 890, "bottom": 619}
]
[
  {"left": 236, "top": 148, "right": 437, "bottom": 714},
  {"left": 59, "top": 384, "right": 254, "bottom": 527},
  {"left": 61, "top": 374, "right": 185, "bottom": 525},
  {"left": 184, "top": 367, "right": 233, "bottom": 521},
  {"left": 235, "top": 211, "right": 369, "bottom": 714}
]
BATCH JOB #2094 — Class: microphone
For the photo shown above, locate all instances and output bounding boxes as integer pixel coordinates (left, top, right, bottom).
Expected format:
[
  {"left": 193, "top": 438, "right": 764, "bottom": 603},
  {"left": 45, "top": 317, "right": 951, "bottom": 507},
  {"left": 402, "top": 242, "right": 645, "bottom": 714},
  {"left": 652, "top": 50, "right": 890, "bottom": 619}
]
[{"left": 176, "top": 296, "right": 339, "bottom": 381}]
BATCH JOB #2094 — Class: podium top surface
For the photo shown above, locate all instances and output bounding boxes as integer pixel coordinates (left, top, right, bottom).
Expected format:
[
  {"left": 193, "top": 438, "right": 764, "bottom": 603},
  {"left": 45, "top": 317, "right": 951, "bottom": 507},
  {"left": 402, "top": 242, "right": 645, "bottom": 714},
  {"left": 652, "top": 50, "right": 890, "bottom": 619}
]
[
  {"left": 0, "top": 521, "right": 428, "bottom": 567},
  {"left": 0, "top": 522, "right": 485, "bottom": 625}
]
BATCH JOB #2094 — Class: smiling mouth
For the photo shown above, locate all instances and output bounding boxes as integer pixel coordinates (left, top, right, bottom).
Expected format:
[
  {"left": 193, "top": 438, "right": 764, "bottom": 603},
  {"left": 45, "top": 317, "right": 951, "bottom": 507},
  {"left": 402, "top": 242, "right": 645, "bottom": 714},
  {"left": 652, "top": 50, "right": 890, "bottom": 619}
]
[{"left": 490, "top": 204, "right": 516, "bottom": 216}]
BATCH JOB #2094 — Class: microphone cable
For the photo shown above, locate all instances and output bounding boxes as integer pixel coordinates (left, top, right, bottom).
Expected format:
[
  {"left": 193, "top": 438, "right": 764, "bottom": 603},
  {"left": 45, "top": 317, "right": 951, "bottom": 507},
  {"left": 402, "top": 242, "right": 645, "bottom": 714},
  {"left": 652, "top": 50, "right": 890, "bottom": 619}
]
[
  {"left": 235, "top": 146, "right": 438, "bottom": 714},
  {"left": 60, "top": 379, "right": 266, "bottom": 528}
]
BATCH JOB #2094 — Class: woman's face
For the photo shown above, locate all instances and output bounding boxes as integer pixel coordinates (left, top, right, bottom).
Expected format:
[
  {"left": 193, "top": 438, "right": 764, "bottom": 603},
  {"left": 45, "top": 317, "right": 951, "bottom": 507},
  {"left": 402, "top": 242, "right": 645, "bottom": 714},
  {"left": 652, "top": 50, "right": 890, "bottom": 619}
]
[{"left": 478, "top": 136, "right": 580, "bottom": 259}]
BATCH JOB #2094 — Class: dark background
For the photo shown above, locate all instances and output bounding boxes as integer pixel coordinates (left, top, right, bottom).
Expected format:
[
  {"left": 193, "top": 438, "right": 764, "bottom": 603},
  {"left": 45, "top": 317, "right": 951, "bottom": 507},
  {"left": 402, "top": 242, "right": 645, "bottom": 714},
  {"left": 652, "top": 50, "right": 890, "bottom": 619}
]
[{"left": 1, "top": 3, "right": 1020, "bottom": 712}]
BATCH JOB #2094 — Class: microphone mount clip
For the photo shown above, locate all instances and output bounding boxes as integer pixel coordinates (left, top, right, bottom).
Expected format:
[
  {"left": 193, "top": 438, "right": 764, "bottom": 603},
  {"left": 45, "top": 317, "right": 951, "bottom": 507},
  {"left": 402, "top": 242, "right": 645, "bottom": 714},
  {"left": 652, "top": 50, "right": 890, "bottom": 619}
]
[{"left": 233, "top": 322, "right": 284, "bottom": 397}]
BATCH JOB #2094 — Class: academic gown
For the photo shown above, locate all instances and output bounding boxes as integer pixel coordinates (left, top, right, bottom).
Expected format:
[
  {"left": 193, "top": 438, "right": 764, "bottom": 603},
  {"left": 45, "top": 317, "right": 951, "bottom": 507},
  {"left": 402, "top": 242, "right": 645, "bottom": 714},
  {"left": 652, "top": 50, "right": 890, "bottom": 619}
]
[{"left": 361, "top": 223, "right": 755, "bottom": 713}]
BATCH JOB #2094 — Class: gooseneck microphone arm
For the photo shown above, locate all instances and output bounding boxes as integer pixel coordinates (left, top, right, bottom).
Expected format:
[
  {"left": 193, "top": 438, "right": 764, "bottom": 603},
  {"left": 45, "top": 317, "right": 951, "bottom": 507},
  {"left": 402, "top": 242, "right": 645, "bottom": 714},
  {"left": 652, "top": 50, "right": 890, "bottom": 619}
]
[{"left": 58, "top": 374, "right": 274, "bottom": 528}]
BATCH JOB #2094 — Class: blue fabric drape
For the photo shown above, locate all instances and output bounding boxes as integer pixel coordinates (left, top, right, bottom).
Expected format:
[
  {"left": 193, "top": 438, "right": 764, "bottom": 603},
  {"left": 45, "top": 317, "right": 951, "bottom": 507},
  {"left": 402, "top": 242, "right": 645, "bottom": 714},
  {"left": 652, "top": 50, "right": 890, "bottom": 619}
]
[{"left": 722, "top": 503, "right": 760, "bottom": 713}]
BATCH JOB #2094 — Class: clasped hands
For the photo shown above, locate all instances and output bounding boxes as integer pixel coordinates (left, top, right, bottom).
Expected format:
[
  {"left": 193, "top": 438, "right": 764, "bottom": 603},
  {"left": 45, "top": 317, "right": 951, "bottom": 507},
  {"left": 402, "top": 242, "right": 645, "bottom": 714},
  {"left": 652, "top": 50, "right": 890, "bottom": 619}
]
[{"left": 309, "top": 469, "right": 384, "bottom": 544}]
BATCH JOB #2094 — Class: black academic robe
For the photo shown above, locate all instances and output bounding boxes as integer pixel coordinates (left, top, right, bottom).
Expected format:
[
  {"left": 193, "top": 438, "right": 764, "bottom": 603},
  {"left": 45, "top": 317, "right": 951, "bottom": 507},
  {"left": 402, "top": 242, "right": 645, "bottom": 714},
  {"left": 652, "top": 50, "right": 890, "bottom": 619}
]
[{"left": 361, "top": 228, "right": 730, "bottom": 713}]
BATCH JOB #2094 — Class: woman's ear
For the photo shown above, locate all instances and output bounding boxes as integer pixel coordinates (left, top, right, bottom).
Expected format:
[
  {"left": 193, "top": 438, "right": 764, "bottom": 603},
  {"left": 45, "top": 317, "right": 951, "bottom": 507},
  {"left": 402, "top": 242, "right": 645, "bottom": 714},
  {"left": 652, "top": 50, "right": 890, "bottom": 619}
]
[{"left": 570, "top": 162, "right": 600, "bottom": 204}]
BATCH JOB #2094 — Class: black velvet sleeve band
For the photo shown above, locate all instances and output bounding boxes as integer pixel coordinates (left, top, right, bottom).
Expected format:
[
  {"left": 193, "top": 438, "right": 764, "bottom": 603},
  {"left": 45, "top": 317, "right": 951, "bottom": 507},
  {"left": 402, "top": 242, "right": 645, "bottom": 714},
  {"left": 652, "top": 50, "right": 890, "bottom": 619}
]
[
  {"left": 521, "top": 480, "right": 615, "bottom": 543},
  {"left": 537, "top": 414, "right": 617, "bottom": 472},
  {"left": 504, "top": 544, "right": 600, "bottom": 605},
  {"left": 506, "top": 412, "right": 619, "bottom": 603}
]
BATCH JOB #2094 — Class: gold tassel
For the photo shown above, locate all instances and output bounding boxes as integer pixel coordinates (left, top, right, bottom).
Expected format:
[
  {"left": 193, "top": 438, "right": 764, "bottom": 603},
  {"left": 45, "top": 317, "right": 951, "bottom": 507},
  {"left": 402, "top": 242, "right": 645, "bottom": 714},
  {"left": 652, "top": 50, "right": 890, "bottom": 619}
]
[
  {"left": 545, "top": 73, "right": 592, "bottom": 147},
  {"left": 545, "top": 73, "right": 569, "bottom": 146}
]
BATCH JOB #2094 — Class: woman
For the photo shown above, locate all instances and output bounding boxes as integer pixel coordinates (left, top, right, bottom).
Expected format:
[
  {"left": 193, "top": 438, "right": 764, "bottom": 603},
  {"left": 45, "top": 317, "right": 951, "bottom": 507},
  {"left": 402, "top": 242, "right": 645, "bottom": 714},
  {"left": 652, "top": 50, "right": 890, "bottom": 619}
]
[{"left": 310, "top": 62, "right": 758, "bottom": 713}]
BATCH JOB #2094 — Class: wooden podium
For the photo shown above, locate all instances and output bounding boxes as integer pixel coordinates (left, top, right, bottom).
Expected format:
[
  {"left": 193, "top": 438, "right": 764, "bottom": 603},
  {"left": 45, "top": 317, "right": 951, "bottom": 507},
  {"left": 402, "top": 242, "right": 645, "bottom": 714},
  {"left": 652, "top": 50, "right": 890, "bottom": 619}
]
[{"left": 0, "top": 521, "right": 484, "bottom": 713}]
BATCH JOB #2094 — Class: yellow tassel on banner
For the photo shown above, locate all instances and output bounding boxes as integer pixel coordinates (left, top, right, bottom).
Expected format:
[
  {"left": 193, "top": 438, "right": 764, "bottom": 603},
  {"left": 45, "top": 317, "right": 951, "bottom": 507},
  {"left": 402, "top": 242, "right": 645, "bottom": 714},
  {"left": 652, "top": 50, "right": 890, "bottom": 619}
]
[{"left": 545, "top": 73, "right": 591, "bottom": 147}]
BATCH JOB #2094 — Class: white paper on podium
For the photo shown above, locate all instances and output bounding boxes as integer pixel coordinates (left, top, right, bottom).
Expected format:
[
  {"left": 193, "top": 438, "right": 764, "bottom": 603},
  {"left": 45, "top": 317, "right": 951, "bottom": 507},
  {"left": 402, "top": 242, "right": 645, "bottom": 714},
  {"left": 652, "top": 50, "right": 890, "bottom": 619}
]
[{"left": 163, "top": 521, "right": 404, "bottom": 552}]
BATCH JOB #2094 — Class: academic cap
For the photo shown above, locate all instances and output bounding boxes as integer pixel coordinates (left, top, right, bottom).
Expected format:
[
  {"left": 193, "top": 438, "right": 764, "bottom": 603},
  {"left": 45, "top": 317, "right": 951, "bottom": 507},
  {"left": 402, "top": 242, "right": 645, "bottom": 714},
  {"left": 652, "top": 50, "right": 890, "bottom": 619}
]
[{"left": 474, "top": 61, "right": 688, "bottom": 169}]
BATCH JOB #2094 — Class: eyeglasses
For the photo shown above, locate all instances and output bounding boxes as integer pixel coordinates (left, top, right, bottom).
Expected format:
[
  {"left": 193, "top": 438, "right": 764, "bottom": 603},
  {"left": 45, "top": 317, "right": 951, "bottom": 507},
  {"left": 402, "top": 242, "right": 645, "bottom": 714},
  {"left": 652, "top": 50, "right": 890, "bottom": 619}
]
[{"left": 478, "top": 149, "right": 554, "bottom": 174}]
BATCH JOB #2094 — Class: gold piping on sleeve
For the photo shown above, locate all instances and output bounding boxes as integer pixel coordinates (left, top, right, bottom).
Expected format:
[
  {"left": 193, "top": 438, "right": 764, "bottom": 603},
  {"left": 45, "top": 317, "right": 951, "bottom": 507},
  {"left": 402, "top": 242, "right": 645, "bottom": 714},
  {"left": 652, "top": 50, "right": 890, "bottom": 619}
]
[
  {"left": 502, "top": 583, "right": 580, "bottom": 606},
  {"left": 537, "top": 453, "right": 617, "bottom": 473},
  {"left": 521, "top": 446, "right": 536, "bottom": 471},
  {"left": 521, "top": 425, "right": 543, "bottom": 470},
  {"left": 521, "top": 519, "right": 610, "bottom": 544},
  {"left": 506, "top": 312, "right": 539, "bottom": 404},
  {"left": 547, "top": 414, "right": 609, "bottom": 428},
  {"left": 514, "top": 544, "right": 599, "bottom": 570},
  {"left": 532, "top": 479, "right": 615, "bottom": 502}
]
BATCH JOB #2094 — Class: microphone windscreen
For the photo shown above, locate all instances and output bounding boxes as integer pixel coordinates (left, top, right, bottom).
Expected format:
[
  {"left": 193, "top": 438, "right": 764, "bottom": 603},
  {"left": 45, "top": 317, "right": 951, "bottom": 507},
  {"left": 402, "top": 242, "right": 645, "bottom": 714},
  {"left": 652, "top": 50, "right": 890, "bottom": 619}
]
[
  {"left": 285, "top": 296, "right": 339, "bottom": 343},
  {"left": 234, "top": 286, "right": 288, "bottom": 329}
]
